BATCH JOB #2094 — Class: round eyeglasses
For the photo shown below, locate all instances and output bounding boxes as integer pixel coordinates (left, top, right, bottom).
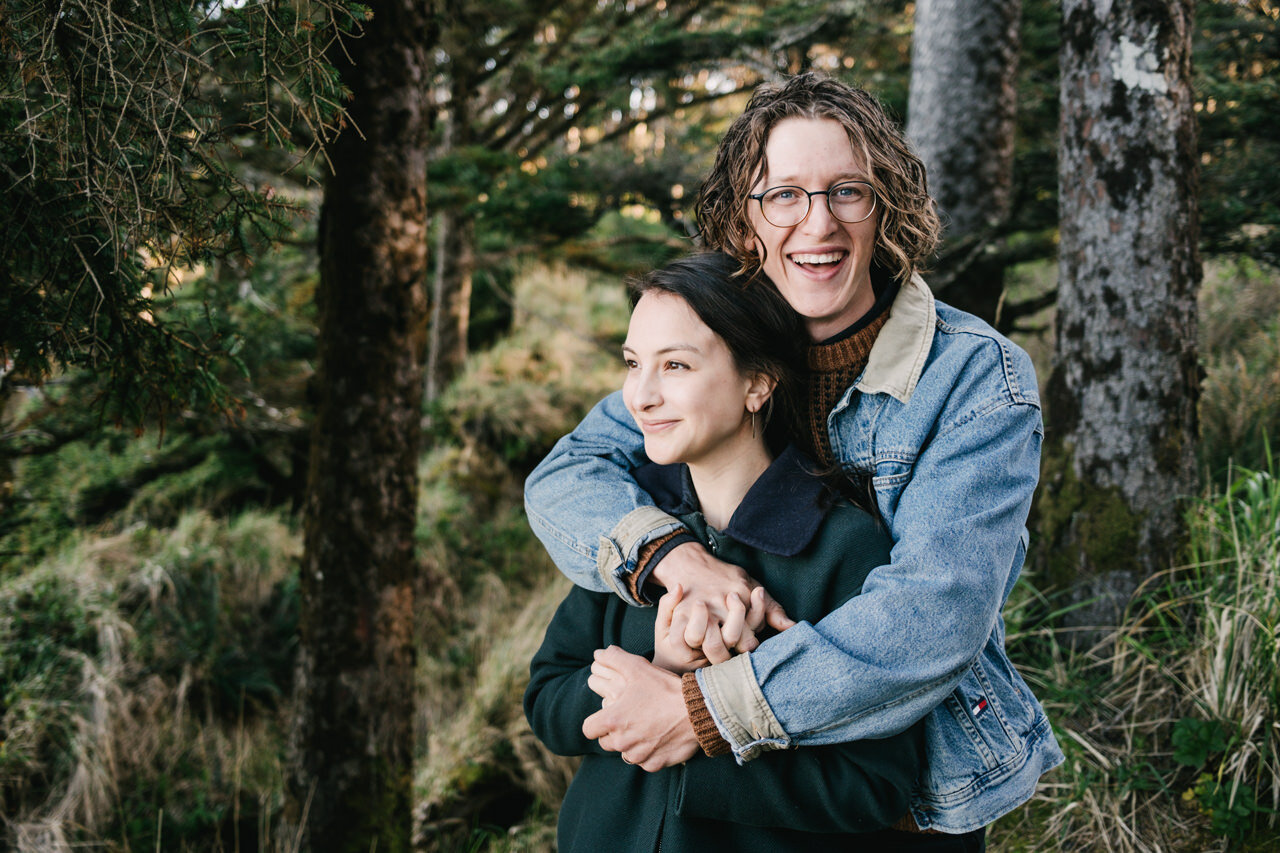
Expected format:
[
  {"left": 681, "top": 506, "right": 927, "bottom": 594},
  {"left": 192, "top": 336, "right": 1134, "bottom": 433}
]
[{"left": 748, "top": 180, "right": 877, "bottom": 228}]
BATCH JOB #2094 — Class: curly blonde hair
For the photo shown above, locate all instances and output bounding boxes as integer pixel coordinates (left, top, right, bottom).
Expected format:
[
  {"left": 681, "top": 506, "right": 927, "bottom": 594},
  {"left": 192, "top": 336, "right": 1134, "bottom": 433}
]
[{"left": 696, "top": 72, "right": 940, "bottom": 284}]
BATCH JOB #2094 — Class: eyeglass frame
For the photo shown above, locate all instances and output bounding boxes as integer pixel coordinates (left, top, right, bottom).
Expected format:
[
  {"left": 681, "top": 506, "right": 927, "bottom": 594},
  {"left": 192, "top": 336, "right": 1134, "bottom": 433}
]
[{"left": 747, "top": 180, "right": 878, "bottom": 228}]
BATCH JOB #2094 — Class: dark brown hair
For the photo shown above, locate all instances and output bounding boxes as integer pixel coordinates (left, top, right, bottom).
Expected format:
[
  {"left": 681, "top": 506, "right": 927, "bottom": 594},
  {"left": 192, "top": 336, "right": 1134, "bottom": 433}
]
[{"left": 696, "top": 72, "right": 940, "bottom": 284}]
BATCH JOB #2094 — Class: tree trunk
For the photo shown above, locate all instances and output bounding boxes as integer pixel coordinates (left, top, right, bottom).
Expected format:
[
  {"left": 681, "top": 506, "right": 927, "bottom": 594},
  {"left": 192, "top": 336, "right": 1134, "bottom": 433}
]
[
  {"left": 1039, "top": 0, "right": 1200, "bottom": 637},
  {"left": 285, "top": 1, "right": 432, "bottom": 849},
  {"left": 907, "top": 0, "right": 1021, "bottom": 324},
  {"left": 425, "top": 210, "right": 474, "bottom": 403},
  {"left": 424, "top": 97, "right": 474, "bottom": 404}
]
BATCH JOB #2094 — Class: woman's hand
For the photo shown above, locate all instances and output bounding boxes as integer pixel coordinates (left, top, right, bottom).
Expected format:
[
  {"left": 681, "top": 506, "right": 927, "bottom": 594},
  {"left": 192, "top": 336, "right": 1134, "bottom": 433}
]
[
  {"left": 652, "top": 584, "right": 715, "bottom": 673},
  {"left": 650, "top": 543, "right": 795, "bottom": 661},
  {"left": 583, "top": 646, "right": 699, "bottom": 771}
]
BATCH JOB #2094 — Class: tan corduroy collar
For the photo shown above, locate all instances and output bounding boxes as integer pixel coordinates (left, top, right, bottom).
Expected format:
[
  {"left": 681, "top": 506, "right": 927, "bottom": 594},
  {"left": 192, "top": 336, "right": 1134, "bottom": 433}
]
[{"left": 855, "top": 273, "right": 937, "bottom": 404}]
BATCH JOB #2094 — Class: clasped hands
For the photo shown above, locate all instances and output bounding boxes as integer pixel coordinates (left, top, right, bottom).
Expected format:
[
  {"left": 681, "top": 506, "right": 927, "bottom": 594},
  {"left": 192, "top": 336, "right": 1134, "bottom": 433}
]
[{"left": 581, "top": 544, "right": 794, "bottom": 772}]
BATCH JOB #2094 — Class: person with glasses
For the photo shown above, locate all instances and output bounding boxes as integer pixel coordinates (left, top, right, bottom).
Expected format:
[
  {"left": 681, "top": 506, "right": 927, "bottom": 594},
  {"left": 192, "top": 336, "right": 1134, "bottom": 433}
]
[{"left": 525, "top": 72, "right": 1062, "bottom": 848}]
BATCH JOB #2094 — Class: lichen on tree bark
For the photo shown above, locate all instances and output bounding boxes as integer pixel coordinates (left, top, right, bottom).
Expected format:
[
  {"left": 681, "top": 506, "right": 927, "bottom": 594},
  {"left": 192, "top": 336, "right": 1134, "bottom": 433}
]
[{"left": 1041, "top": 0, "right": 1200, "bottom": 635}]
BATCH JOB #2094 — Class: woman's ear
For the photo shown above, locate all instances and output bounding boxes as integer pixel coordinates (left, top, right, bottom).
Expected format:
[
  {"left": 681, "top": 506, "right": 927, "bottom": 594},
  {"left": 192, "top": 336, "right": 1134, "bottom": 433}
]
[{"left": 745, "top": 372, "right": 777, "bottom": 413}]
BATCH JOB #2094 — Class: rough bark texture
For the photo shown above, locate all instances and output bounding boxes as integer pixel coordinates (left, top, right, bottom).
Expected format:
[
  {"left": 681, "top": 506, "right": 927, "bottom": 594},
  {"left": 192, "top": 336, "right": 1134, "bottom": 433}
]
[
  {"left": 1041, "top": 0, "right": 1200, "bottom": 635},
  {"left": 285, "top": 1, "right": 432, "bottom": 850},
  {"left": 907, "top": 0, "right": 1020, "bottom": 323}
]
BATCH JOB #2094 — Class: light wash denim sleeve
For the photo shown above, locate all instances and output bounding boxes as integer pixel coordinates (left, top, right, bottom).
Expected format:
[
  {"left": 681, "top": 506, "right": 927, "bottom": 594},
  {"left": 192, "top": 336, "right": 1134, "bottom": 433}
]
[
  {"left": 523, "top": 390, "right": 684, "bottom": 603},
  {"left": 701, "top": 399, "right": 1043, "bottom": 756}
]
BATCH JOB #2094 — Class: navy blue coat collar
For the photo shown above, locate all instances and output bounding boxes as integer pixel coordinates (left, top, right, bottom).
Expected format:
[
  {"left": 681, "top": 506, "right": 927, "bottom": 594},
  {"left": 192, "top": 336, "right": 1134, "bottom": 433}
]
[{"left": 633, "top": 445, "right": 832, "bottom": 557}]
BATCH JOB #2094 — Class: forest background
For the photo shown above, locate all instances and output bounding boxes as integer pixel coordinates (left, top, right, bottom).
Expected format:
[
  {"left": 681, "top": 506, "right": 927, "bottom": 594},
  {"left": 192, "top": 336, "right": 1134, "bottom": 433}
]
[{"left": 1, "top": 0, "right": 1278, "bottom": 851}]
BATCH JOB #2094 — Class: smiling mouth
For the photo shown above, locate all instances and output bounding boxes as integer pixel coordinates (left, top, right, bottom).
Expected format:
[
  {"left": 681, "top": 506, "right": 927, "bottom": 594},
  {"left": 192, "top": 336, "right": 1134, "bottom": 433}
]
[
  {"left": 789, "top": 251, "right": 847, "bottom": 267},
  {"left": 640, "top": 419, "right": 678, "bottom": 433}
]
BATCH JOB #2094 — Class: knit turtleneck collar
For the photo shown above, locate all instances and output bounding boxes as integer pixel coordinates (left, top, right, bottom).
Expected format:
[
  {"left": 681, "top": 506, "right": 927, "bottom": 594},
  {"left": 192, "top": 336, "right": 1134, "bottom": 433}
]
[
  {"left": 815, "top": 267, "right": 900, "bottom": 346},
  {"left": 807, "top": 271, "right": 899, "bottom": 373}
]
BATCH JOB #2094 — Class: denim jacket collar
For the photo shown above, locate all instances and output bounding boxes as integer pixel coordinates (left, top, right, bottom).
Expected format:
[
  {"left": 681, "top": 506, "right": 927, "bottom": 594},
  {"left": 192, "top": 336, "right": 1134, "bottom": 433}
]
[
  {"left": 856, "top": 273, "right": 936, "bottom": 404},
  {"left": 634, "top": 445, "right": 829, "bottom": 557}
]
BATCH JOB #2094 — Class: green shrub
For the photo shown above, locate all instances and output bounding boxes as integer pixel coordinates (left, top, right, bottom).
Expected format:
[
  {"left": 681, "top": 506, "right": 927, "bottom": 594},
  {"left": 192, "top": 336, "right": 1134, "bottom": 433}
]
[{"left": 0, "top": 571, "right": 104, "bottom": 815}]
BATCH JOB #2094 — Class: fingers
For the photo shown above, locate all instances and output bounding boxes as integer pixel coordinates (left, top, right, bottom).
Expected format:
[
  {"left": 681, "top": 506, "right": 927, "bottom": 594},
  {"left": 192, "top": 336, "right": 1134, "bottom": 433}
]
[
  {"left": 593, "top": 644, "right": 641, "bottom": 673},
  {"left": 582, "top": 708, "right": 610, "bottom": 742},
  {"left": 763, "top": 592, "right": 797, "bottom": 631},
  {"left": 719, "top": 593, "right": 746, "bottom": 650},
  {"left": 666, "top": 607, "right": 690, "bottom": 650},
  {"left": 744, "top": 584, "right": 768, "bottom": 631},
  {"left": 656, "top": 584, "right": 683, "bottom": 633},
  {"left": 682, "top": 600, "right": 709, "bottom": 650},
  {"left": 582, "top": 709, "right": 653, "bottom": 764},
  {"left": 587, "top": 669, "right": 619, "bottom": 702},
  {"left": 701, "top": 623, "right": 730, "bottom": 663},
  {"left": 745, "top": 586, "right": 795, "bottom": 632},
  {"left": 589, "top": 645, "right": 641, "bottom": 701}
]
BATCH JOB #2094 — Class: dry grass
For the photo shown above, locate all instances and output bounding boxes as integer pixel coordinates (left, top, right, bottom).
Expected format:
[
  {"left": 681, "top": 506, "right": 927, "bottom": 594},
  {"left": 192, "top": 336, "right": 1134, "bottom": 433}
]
[
  {"left": 1, "top": 511, "right": 300, "bottom": 851},
  {"left": 409, "top": 263, "right": 632, "bottom": 850},
  {"left": 998, "top": 460, "right": 1280, "bottom": 852}
]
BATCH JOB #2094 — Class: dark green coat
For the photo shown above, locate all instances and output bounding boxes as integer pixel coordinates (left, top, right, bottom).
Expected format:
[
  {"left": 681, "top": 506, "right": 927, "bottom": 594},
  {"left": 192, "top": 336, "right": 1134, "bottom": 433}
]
[{"left": 524, "top": 447, "right": 927, "bottom": 853}]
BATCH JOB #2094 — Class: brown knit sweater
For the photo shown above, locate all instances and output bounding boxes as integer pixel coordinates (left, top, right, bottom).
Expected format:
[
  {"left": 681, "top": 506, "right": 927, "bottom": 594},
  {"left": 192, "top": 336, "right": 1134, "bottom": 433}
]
[{"left": 798, "top": 309, "right": 891, "bottom": 468}]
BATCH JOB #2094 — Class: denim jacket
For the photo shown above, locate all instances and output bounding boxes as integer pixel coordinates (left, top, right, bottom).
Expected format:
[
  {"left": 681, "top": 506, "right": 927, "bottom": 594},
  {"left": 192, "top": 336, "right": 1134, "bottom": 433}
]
[{"left": 523, "top": 274, "right": 1064, "bottom": 832}]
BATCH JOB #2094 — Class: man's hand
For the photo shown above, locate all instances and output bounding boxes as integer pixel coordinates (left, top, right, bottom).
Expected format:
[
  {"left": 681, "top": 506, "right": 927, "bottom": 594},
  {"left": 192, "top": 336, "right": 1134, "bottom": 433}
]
[
  {"left": 583, "top": 646, "right": 699, "bottom": 771},
  {"left": 650, "top": 542, "right": 794, "bottom": 661}
]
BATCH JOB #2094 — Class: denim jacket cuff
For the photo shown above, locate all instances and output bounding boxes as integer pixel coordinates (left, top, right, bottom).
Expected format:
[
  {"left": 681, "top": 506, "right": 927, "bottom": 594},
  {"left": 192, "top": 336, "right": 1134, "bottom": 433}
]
[
  {"left": 595, "top": 506, "right": 685, "bottom": 606},
  {"left": 696, "top": 654, "right": 791, "bottom": 763}
]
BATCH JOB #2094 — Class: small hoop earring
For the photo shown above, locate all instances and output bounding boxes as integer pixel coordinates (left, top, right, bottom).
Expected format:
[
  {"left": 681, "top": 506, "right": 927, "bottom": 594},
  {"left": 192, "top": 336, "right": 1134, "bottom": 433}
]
[{"left": 751, "top": 408, "right": 758, "bottom": 440}]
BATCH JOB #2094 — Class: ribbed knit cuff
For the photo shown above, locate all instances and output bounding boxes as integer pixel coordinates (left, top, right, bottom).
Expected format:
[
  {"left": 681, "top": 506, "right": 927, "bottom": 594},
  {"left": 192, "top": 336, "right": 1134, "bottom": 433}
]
[
  {"left": 682, "top": 671, "right": 731, "bottom": 757},
  {"left": 630, "top": 530, "right": 697, "bottom": 605}
]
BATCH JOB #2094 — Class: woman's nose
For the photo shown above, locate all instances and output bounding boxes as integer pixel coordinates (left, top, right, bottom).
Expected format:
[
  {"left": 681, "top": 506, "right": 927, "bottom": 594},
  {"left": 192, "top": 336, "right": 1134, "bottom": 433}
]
[{"left": 632, "top": 370, "right": 661, "bottom": 409}]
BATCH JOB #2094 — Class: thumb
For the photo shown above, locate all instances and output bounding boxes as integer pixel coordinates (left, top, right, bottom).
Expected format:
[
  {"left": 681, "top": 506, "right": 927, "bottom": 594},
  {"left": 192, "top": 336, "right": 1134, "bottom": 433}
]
[
  {"left": 657, "top": 584, "right": 683, "bottom": 632},
  {"left": 762, "top": 590, "right": 795, "bottom": 631}
]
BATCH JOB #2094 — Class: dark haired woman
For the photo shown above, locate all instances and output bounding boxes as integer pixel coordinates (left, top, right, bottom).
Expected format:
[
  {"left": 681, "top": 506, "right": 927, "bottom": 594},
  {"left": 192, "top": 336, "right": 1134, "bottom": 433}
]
[
  {"left": 525, "top": 72, "right": 1062, "bottom": 844},
  {"left": 526, "top": 251, "right": 946, "bottom": 851}
]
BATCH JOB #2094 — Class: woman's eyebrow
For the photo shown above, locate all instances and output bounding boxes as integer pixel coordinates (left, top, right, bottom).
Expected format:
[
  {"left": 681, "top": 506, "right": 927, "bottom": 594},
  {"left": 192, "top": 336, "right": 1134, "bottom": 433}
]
[{"left": 620, "top": 343, "right": 701, "bottom": 355}]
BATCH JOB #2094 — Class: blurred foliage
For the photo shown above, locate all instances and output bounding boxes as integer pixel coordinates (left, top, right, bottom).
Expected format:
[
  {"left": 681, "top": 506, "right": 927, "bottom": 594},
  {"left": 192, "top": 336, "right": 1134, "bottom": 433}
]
[
  {"left": 0, "top": 572, "right": 102, "bottom": 815},
  {"left": 430, "top": 0, "right": 914, "bottom": 348},
  {"left": 0, "top": 0, "right": 358, "bottom": 424},
  {"left": 1195, "top": 0, "right": 1280, "bottom": 268},
  {"left": 1198, "top": 256, "right": 1280, "bottom": 479},
  {"left": 1, "top": 204, "right": 319, "bottom": 572}
]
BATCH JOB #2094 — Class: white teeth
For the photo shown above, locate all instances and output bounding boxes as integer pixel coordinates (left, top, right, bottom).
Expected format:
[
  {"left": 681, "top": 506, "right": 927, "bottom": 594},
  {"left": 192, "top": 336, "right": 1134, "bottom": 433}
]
[{"left": 791, "top": 252, "right": 844, "bottom": 265}]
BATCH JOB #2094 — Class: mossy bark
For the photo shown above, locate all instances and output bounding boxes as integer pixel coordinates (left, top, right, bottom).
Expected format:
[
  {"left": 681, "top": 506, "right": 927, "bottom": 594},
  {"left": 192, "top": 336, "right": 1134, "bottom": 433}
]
[
  {"left": 1043, "top": 0, "right": 1200, "bottom": 639},
  {"left": 285, "top": 2, "right": 434, "bottom": 850},
  {"left": 1033, "top": 440, "right": 1145, "bottom": 630}
]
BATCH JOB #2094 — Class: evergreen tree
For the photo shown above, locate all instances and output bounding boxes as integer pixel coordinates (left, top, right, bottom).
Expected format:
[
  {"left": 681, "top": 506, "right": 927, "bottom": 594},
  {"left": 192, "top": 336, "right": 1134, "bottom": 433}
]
[{"left": 0, "top": 0, "right": 360, "bottom": 423}]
